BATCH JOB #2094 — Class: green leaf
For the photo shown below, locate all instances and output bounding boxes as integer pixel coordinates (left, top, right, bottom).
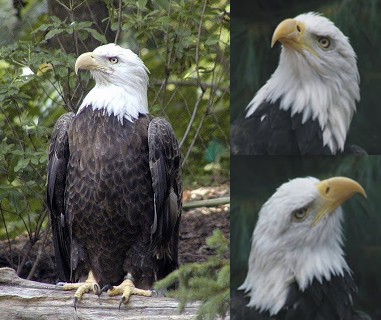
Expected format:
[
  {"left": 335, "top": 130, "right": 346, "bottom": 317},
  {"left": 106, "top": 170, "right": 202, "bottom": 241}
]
[
  {"left": 32, "top": 23, "right": 50, "bottom": 34},
  {"left": 14, "top": 158, "right": 30, "bottom": 172},
  {"left": 205, "top": 35, "right": 220, "bottom": 46},
  {"left": 30, "top": 156, "right": 40, "bottom": 165},
  {"left": 137, "top": 0, "right": 148, "bottom": 10},
  {"left": 74, "top": 21, "right": 93, "bottom": 29},
  {"left": 78, "top": 30, "right": 89, "bottom": 41},
  {"left": 39, "top": 153, "right": 48, "bottom": 164},
  {"left": 51, "top": 16, "right": 63, "bottom": 25},
  {"left": 155, "top": 0, "right": 168, "bottom": 11},
  {"left": 83, "top": 28, "right": 107, "bottom": 44},
  {"left": 45, "top": 28, "right": 64, "bottom": 40}
]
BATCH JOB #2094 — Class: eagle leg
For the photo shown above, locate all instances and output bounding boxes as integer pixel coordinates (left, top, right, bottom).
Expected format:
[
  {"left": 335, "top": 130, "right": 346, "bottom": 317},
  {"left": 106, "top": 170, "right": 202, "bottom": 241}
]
[
  {"left": 106, "top": 273, "right": 154, "bottom": 309},
  {"left": 59, "top": 271, "right": 101, "bottom": 309}
]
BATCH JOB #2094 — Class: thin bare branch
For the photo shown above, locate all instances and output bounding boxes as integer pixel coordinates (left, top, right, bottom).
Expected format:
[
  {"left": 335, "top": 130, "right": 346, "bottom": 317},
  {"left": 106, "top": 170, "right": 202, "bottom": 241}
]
[
  {"left": 16, "top": 241, "right": 33, "bottom": 276},
  {"left": 179, "top": 91, "right": 204, "bottom": 148},
  {"left": 114, "top": 0, "right": 123, "bottom": 44},
  {"left": 0, "top": 204, "right": 15, "bottom": 269},
  {"left": 27, "top": 221, "right": 51, "bottom": 280},
  {"left": 151, "top": 79, "right": 228, "bottom": 91},
  {"left": 181, "top": 101, "right": 210, "bottom": 167},
  {"left": 195, "top": 0, "right": 208, "bottom": 91}
]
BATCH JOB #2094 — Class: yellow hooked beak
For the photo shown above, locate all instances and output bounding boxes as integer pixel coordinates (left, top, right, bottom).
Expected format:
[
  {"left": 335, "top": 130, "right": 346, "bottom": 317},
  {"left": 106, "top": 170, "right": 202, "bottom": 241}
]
[
  {"left": 75, "top": 52, "right": 107, "bottom": 74},
  {"left": 312, "top": 177, "right": 367, "bottom": 226},
  {"left": 271, "top": 18, "right": 318, "bottom": 57}
]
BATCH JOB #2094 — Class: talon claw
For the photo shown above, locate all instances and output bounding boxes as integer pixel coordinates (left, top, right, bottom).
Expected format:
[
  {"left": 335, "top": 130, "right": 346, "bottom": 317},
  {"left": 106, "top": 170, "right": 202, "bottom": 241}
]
[
  {"left": 151, "top": 289, "right": 158, "bottom": 296},
  {"left": 119, "top": 297, "right": 125, "bottom": 310},
  {"left": 56, "top": 281, "right": 66, "bottom": 288},
  {"left": 73, "top": 297, "right": 78, "bottom": 311},
  {"left": 101, "top": 284, "right": 113, "bottom": 294}
]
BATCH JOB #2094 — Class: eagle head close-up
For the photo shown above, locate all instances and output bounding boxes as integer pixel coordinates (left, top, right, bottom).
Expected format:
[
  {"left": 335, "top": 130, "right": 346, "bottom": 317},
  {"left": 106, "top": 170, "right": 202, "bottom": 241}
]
[
  {"left": 237, "top": 176, "right": 370, "bottom": 319},
  {"left": 231, "top": 13, "right": 363, "bottom": 155}
]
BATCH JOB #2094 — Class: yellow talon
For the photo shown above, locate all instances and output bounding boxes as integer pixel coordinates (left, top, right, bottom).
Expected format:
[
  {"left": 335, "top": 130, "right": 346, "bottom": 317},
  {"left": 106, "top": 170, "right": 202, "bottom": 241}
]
[
  {"left": 61, "top": 271, "right": 100, "bottom": 306},
  {"left": 107, "top": 274, "right": 153, "bottom": 306}
]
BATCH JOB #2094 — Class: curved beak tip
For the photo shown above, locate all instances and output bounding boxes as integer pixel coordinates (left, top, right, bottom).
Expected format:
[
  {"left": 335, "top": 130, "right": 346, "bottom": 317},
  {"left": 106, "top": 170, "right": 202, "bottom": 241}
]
[
  {"left": 74, "top": 52, "right": 97, "bottom": 75},
  {"left": 271, "top": 18, "right": 305, "bottom": 49},
  {"left": 271, "top": 37, "right": 277, "bottom": 48},
  {"left": 312, "top": 176, "right": 366, "bottom": 226},
  {"left": 318, "top": 176, "right": 367, "bottom": 202}
]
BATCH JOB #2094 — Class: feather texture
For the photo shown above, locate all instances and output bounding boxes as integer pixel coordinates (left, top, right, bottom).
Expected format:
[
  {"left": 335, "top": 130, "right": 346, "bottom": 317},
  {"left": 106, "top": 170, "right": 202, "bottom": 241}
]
[
  {"left": 237, "top": 177, "right": 370, "bottom": 319},
  {"left": 47, "top": 44, "right": 182, "bottom": 289},
  {"left": 232, "top": 12, "right": 360, "bottom": 155}
]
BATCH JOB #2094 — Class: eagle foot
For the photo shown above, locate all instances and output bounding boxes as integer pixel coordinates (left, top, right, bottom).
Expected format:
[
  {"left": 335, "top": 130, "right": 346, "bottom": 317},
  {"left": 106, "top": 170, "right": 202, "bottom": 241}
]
[
  {"left": 60, "top": 271, "right": 100, "bottom": 309},
  {"left": 106, "top": 273, "right": 153, "bottom": 309}
]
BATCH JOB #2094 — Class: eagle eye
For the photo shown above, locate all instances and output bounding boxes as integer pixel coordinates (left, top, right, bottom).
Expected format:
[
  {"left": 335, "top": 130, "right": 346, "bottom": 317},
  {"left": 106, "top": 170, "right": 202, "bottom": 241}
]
[
  {"left": 109, "top": 57, "right": 118, "bottom": 64},
  {"left": 293, "top": 208, "right": 308, "bottom": 221},
  {"left": 318, "top": 37, "right": 331, "bottom": 49}
]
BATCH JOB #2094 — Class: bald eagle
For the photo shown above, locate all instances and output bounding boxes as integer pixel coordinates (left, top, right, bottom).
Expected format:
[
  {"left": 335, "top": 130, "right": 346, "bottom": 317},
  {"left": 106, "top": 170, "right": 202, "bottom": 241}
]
[
  {"left": 233, "top": 177, "right": 370, "bottom": 320},
  {"left": 47, "top": 44, "right": 182, "bottom": 307},
  {"left": 231, "top": 12, "right": 365, "bottom": 155}
]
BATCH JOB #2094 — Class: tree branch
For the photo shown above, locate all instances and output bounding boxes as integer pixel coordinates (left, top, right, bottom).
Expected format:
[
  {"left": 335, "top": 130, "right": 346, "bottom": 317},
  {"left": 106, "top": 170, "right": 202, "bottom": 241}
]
[
  {"left": 183, "top": 197, "right": 230, "bottom": 210},
  {"left": 0, "top": 267, "right": 204, "bottom": 320},
  {"left": 114, "top": 0, "right": 123, "bottom": 44}
]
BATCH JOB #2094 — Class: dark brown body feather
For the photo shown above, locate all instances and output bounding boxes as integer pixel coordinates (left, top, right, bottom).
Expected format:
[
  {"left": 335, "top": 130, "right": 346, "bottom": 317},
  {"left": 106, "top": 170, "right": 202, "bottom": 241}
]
[{"left": 47, "top": 106, "right": 182, "bottom": 289}]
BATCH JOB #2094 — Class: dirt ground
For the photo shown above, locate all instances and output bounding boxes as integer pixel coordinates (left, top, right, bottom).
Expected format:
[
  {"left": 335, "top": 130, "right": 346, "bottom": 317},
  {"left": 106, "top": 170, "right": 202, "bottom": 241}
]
[{"left": 0, "top": 184, "right": 230, "bottom": 284}]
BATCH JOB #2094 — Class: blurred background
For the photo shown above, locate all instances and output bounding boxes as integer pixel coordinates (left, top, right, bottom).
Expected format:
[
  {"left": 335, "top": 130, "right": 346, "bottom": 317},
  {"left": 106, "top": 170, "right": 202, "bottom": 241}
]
[
  {"left": 231, "top": 155, "right": 381, "bottom": 319},
  {"left": 231, "top": 0, "right": 381, "bottom": 154}
]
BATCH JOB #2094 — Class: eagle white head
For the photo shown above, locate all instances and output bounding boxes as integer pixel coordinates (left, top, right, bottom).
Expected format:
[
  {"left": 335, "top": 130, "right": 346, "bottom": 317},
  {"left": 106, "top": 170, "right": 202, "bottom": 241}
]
[
  {"left": 75, "top": 43, "right": 149, "bottom": 123},
  {"left": 246, "top": 12, "right": 360, "bottom": 154},
  {"left": 239, "top": 176, "right": 366, "bottom": 315}
]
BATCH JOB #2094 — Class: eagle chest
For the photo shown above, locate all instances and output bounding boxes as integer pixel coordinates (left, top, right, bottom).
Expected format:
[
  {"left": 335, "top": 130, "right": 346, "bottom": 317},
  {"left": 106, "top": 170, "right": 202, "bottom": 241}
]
[{"left": 65, "top": 109, "right": 154, "bottom": 246}]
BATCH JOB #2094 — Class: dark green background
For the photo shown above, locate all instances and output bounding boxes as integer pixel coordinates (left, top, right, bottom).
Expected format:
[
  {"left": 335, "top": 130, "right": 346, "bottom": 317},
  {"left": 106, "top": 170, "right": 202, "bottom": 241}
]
[
  {"left": 231, "top": 0, "right": 381, "bottom": 154},
  {"left": 231, "top": 156, "right": 381, "bottom": 319}
]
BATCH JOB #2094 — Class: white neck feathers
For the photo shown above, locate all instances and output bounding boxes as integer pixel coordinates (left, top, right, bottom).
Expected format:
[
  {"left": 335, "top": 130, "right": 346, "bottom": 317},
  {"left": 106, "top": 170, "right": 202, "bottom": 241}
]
[
  {"left": 78, "top": 82, "right": 148, "bottom": 123},
  {"left": 246, "top": 43, "right": 359, "bottom": 154}
]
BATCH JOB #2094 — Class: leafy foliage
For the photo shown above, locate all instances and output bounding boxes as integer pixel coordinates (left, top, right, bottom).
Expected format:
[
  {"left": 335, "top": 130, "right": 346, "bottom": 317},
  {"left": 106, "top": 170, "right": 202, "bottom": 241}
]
[
  {"left": 0, "top": 38, "right": 75, "bottom": 241},
  {"left": 155, "top": 229, "right": 230, "bottom": 319},
  {"left": 32, "top": 16, "right": 107, "bottom": 44}
]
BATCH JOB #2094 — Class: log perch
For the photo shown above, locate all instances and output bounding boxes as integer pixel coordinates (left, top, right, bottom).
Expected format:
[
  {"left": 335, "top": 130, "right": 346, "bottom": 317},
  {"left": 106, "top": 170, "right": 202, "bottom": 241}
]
[
  {"left": 0, "top": 267, "right": 201, "bottom": 319},
  {"left": 183, "top": 197, "right": 230, "bottom": 210}
]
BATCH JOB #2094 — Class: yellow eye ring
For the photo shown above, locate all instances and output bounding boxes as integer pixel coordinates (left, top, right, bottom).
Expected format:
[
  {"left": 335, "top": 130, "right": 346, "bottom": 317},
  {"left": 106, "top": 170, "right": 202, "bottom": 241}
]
[
  {"left": 109, "top": 57, "right": 118, "bottom": 64},
  {"left": 318, "top": 37, "right": 331, "bottom": 49},
  {"left": 293, "top": 208, "right": 308, "bottom": 220}
]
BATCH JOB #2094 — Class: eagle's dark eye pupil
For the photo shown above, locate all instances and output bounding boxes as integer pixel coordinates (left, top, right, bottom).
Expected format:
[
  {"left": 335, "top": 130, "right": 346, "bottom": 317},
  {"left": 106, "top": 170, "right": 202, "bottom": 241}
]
[
  {"left": 294, "top": 208, "right": 307, "bottom": 220},
  {"left": 109, "top": 57, "right": 118, "bottom": 64},
  {"left": 319, "top": 37, "right": 331, "bottom": 48}
]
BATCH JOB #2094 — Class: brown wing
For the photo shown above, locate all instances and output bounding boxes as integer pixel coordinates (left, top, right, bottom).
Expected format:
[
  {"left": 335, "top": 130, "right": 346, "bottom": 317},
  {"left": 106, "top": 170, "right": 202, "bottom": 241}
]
[
  {"left": 46, "top": 112, "right": 75, "bottom": 281},
  {"left": 148, "top": 117, "right": 182, "bottom": 260}
]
